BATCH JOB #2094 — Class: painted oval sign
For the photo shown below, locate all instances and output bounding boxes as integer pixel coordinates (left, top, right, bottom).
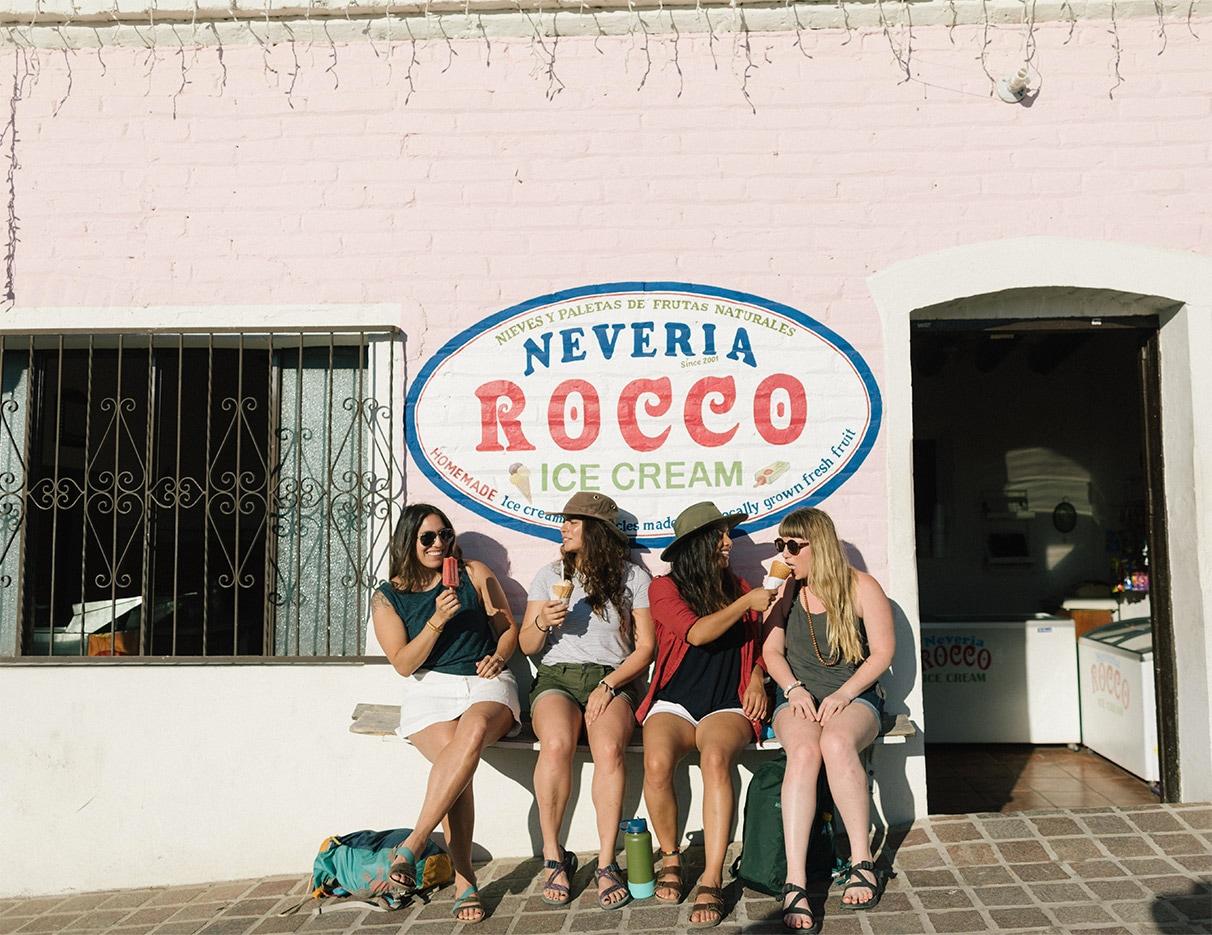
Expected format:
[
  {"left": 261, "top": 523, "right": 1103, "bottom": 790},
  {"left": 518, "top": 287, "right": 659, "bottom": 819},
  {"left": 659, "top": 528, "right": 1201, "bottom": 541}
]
[{"left": 407, "top": 282, "right": 881, "bottom": 549}]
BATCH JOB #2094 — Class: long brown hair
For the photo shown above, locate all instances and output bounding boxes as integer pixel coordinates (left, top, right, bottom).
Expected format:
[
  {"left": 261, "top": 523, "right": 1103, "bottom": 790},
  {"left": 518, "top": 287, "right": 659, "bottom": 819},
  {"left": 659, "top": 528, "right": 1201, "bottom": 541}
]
[
  {"left": 562, "top": 517, "right": 633, "bottom": 639},
  {"left": 389, "top": 503, "right": 463, "bottom": 593},
  {"left": 667, "top": 524, "right": 742, "bottom": 617},
  {"left": 779, "top": 508, "right": 863, "bottom": 664}
]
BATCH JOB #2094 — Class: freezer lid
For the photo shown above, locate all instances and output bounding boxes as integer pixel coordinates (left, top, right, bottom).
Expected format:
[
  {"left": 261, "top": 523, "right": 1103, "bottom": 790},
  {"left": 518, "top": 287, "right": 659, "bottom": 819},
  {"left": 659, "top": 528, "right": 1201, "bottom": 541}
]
[{"left": 1080, "top": 619, "right": 1153, "bottom": 654}]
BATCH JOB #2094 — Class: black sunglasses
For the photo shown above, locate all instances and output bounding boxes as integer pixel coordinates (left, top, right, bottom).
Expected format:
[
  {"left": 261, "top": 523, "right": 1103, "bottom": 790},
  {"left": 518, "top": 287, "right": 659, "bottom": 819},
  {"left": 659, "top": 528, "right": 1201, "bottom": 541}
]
[
  {"left": 774, "top": 537, "right": 810, "bottom": 556},
  {"left": 419, "top": 527, "right": 455, "bottom": 547}
]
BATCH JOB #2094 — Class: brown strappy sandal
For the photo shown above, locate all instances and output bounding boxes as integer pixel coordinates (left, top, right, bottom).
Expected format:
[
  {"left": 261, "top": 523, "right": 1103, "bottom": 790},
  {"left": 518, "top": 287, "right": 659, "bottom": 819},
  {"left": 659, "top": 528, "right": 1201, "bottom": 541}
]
[
  {"left": 654, "top": 848, "right": 683, "bottom": 903},
  {"left": 688, "top": 884, "right": 726, "bottom": 928}
]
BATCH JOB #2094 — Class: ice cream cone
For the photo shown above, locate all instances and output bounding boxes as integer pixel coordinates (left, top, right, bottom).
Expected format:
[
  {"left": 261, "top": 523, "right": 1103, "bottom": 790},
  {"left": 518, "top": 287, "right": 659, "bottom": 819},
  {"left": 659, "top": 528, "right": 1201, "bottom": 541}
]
[
  {"left": 508, "top": 462, "right": 533, "bottom": 502},
  {"left": 763, "top": 559, "right": 792, "bottom": 590},
  {"left": 551, "top": 579, "right": 573, "bottom": 603}
]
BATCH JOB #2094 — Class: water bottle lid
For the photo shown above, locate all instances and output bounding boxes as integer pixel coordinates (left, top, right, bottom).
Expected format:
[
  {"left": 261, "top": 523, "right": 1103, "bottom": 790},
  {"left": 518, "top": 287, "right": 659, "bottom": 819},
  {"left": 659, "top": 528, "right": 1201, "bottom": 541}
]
[{"left": 619, "top": 818, "right": 648, "bottom": 833}]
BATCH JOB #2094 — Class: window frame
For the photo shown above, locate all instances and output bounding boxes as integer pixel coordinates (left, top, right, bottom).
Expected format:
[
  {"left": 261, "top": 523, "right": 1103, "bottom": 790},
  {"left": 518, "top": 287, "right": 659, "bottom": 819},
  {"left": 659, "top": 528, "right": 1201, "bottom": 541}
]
[{"left": 0, "top": 321, "right": 405, "bottom": 664}]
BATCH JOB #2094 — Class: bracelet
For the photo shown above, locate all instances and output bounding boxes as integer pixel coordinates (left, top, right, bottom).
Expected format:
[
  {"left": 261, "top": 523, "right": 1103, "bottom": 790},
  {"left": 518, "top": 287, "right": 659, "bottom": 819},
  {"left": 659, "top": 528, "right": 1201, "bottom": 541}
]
[
  {"left": 598, "top": 680, "right": 618, "bottom": 698},
  {"left": 784, "top": 680, "right": 806, "bottom": 694},
  {"left": 534, "top": 615, "right": 551, "bottom": 633},
  {"left": 426, "top": 619, "right": 444, "bottom": 634}
]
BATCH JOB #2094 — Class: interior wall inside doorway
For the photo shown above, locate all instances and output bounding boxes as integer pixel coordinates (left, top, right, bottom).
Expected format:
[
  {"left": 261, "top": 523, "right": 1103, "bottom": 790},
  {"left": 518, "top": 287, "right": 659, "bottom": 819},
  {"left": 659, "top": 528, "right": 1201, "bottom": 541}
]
[{"left": 912, "top": 323, "right": 1150, "bottom": 618}]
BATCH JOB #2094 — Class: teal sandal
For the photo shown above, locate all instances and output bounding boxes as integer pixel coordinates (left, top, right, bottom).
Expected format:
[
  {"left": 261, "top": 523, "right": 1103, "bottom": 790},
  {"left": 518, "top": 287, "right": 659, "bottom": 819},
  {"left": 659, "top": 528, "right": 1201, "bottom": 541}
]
[
  {"left": 451, "top": 884, "right": 485, "bottom": 923},
  {"left": 387, "top": 846, "right": 417, "bottom": 892}
]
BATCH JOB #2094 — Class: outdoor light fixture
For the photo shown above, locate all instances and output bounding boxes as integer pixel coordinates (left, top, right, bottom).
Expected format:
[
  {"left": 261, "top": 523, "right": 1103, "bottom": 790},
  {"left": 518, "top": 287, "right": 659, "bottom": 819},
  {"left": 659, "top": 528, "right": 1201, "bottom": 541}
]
[{"left": 997, "top": 66, "right": 1031, "bottom": 102}]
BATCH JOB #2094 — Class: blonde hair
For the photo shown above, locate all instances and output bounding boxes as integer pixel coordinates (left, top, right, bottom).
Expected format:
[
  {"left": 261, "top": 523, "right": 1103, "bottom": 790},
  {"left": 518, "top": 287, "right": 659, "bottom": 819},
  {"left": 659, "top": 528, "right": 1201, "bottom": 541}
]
[{"left": 779, "top": 508, "right": 864, "bottom": 665}]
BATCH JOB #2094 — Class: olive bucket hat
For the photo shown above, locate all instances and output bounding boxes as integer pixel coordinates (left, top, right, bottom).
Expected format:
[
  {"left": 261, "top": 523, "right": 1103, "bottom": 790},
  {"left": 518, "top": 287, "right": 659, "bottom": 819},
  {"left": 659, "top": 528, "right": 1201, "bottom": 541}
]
[
  {"left": 659, "top": 501, "right": 748, "bottom": 561},
  {"left": 560, "top": 491, "right": 630, "bottom": 545}
]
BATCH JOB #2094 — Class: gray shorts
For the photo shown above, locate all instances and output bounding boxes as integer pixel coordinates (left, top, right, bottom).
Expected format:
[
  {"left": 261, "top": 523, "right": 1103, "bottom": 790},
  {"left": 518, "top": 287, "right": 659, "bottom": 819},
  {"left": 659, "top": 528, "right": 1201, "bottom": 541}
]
[{"left": 772, "top": 682, "right": 884, "bottom": 728}]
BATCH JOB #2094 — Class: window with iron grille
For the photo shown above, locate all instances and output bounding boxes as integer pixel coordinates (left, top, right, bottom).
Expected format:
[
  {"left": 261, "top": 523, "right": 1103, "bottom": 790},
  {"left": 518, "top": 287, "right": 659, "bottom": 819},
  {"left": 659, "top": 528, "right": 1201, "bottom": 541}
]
[{"left": 0, "top": 330, "right": 402, "bottom": 660}]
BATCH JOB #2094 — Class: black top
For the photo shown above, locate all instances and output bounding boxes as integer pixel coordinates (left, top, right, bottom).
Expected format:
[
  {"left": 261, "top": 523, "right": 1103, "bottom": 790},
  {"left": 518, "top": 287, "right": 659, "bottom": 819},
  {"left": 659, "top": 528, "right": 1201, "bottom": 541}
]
[{"left": 656, "top": 618, "right": 746, "bottom": 719}]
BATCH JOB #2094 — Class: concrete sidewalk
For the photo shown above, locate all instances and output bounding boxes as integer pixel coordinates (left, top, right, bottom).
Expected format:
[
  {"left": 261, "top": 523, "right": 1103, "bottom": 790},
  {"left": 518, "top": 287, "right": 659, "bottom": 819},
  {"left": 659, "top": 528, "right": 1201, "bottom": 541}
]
[{"left": 3, "top": 803, "right": 1209, "bottom": 934}]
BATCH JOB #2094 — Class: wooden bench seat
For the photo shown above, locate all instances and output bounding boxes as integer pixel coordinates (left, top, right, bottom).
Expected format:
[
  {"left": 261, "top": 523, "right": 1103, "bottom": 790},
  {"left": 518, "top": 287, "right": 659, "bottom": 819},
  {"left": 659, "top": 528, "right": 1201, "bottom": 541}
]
[{"left": 349, "top": 703, "right": 915, "bottom": 750}]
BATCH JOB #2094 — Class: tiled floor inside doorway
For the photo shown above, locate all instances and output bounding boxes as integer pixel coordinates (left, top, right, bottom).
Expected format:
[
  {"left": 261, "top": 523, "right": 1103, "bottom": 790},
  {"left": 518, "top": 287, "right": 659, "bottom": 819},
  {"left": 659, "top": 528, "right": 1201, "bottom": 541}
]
[{"left": 926, "top": 743, "right": 1161, "bottom": 814}]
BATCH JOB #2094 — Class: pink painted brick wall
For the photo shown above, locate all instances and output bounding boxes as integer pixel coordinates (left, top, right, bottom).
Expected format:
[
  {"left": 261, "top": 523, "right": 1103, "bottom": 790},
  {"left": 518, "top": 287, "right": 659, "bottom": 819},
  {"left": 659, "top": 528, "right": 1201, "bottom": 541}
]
[{"left": 7, "top": 16, "right": 1211, "bottom": 579}]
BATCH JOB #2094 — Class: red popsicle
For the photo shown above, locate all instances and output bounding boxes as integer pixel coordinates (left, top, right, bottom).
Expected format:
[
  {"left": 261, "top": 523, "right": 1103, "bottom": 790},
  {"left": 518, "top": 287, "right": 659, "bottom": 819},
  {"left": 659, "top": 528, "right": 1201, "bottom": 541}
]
[{"left": 442, "top": 556, "right": 459, "bottom": 587}]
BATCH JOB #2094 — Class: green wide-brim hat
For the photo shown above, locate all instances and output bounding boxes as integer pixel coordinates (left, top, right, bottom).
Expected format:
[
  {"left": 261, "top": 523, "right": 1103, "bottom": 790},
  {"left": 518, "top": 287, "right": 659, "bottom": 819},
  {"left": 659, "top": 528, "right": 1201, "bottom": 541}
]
[{"left": 659, "top": 501, "right": 748, "bottom": 561}]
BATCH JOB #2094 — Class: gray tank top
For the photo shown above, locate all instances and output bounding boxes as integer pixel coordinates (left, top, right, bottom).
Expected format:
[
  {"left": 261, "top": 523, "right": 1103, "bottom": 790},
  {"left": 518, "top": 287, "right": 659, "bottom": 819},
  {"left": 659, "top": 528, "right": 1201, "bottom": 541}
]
[{"left": 784, "top": 597, "right": 866, "bottom": 700}]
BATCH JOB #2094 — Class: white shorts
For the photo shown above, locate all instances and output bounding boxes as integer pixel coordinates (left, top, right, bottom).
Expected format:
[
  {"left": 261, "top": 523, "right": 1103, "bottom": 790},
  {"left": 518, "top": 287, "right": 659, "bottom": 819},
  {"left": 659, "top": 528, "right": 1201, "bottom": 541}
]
[
  {"left": 396, "top": 668, "right": 522, "bottom": 738},
  {"left": 643, "top": 699, "right": 747, "bottom": 728}
]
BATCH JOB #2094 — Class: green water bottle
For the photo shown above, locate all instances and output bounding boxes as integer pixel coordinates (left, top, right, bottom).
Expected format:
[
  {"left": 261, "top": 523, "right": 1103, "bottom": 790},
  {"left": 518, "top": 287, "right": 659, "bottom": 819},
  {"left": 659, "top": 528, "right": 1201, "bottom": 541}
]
[{"left": 619, "top": 818, "right": 655, "bottom": 898}]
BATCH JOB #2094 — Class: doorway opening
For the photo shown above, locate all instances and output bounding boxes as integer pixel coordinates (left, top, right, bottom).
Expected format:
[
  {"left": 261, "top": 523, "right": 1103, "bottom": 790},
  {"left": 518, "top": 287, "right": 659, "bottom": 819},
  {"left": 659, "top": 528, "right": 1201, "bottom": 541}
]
[{"left": 911, "top": 313, "right": 1164, "bottom": 813}]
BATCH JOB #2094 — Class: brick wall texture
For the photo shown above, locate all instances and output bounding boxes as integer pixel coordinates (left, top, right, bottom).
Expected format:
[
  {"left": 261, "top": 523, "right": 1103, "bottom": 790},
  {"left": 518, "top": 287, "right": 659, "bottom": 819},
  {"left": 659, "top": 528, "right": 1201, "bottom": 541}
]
[{"left": 5, "top": 16, "right": 1210, "bottom": 567}]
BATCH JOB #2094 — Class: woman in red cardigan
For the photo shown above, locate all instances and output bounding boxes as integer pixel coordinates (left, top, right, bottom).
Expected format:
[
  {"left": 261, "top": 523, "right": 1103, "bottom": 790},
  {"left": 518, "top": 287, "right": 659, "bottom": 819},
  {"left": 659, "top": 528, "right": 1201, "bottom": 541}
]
[{"left": 637, "top": 502, "right": 775, "bottom": 928}]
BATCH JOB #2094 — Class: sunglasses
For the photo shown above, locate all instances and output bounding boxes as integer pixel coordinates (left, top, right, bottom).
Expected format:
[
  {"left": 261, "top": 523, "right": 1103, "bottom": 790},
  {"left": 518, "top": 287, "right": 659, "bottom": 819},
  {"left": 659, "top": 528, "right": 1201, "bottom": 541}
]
[
  {"left": 418, "top": 527, "right": 455, "bottom": 547},
  {"left": 774, "top": 537, "right": 810, "bottom": 556}
]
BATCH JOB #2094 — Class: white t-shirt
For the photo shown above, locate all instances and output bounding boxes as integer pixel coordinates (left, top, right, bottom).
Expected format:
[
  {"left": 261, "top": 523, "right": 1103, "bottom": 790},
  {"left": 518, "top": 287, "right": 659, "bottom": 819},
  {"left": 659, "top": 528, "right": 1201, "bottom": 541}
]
[{"left": 526, "top": 560, "right": 651, "bottom": 668}]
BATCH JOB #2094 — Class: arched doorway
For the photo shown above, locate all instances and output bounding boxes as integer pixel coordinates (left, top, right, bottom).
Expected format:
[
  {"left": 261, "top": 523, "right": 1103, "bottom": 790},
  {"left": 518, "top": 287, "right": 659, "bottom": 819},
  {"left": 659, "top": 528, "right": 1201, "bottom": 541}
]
[{"left": 869, "top": 238, "right": 1212, "bottom": 811}]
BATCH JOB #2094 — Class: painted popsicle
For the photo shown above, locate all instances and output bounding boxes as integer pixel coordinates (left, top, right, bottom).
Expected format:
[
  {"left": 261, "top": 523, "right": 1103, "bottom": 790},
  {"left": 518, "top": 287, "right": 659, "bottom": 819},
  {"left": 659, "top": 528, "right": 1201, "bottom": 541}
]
[{"left": 442, "top": 556, "right": 459, "bottom": 588}]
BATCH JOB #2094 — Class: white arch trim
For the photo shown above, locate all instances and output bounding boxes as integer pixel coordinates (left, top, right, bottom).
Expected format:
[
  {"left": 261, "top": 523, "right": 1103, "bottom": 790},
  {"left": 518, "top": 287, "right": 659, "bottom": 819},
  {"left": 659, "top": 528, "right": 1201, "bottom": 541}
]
[
  {"left": 867, "top": 236, "right": 1212, "bottom": 804},
  {"left": 868, "top": 236, "right": 1212, "bottom": 313}
]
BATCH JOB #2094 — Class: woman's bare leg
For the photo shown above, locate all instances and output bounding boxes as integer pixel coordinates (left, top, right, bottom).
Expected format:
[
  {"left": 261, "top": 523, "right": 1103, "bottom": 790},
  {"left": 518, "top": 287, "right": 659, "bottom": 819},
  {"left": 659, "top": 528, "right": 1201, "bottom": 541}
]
[
  {"left": 585, "top": 697, "right": 635, "bottom": 904},
  {"left": 773, "top": 708, "right": 825, "bottom": 928},
  {"left": 690, "top": 712, "right": 752, "bottom": 926},
  {"left": 819, "top": 705, "right": 880, "bottom": 906},
  {"left": 406, "top": 701, "right": 515, "bottom": 901},
  {"left": 531, "top": 693, "right": 583, "bottom": 900},
  {"left": 642, "top": 713, "right": 695, "bottom": 860}
]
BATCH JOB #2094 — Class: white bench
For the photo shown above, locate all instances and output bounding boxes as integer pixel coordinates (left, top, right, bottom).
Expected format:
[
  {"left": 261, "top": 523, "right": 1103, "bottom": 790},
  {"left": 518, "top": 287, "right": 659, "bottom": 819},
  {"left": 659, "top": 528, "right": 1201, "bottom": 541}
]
[{"left": 349, "top": 703, "right": 916, "bottom": 750}]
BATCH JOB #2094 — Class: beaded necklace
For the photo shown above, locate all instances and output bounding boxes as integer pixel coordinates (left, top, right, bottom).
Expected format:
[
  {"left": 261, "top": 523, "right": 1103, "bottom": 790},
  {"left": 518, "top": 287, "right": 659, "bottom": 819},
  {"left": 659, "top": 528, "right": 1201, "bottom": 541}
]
[{"left": 799, "top": 587, "right": 840, "bottom": 667}]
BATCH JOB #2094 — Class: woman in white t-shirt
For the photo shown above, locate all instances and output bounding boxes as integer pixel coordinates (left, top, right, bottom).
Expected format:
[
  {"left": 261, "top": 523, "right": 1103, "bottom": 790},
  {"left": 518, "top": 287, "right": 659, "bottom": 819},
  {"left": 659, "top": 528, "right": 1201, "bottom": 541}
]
[{"left": 519, "top": 492, "right": 655, "bottom": 911}]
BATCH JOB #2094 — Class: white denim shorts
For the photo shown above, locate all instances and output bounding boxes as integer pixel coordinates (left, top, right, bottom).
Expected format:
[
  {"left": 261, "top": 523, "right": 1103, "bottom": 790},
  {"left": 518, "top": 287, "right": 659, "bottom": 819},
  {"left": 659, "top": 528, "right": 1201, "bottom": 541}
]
[
  {"left": 642, "top": 699, "right": 747, "bottom": 728},
  {"left": 396, "top": 667, "right": 521, "bottom": 738}
]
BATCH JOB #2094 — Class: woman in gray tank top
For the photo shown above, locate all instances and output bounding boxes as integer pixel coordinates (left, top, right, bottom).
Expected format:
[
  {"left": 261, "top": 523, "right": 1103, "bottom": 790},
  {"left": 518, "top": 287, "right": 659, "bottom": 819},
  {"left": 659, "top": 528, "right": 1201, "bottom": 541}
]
[{"left": 762, "top": 508, "right": 896, "bottom": 931}]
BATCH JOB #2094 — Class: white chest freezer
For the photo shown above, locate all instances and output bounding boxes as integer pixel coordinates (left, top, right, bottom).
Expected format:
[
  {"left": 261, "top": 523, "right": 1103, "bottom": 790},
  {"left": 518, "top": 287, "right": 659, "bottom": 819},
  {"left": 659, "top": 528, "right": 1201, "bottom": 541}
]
[
  {"left": 921, "top": 616, "right": 1080, "bottom": 744},
  {"left": 1078, "top": 619, "right": 1159, "bottom": 782}
]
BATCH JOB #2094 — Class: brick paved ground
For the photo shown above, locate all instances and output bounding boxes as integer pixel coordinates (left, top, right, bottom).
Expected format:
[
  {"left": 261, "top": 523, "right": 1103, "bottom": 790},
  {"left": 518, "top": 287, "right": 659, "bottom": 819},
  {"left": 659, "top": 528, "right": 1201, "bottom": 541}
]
[{"left": 3, "top": 804, "right": 1209, "bottom": 934}]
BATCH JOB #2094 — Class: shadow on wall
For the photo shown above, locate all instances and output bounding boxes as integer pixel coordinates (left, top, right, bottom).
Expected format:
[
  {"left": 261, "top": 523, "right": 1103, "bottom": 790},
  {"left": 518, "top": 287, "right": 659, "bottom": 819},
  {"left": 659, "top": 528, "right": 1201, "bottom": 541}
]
[{"left": 458, "top": 530, "right": 530, "bottom": 616}]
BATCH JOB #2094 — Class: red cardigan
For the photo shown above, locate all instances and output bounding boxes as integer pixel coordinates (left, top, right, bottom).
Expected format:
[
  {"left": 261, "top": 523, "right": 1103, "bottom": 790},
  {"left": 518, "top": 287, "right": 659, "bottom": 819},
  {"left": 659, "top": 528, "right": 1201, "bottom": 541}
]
[{"left": 635, "top": 575, "right": 766, "bottom": 738}]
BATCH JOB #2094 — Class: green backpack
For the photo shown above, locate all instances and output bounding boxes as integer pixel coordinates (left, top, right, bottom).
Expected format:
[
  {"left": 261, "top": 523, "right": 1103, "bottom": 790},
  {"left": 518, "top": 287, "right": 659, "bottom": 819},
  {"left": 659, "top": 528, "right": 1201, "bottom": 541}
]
[{"left": 730, "top": 753, "right": 839, "bottom": 897}]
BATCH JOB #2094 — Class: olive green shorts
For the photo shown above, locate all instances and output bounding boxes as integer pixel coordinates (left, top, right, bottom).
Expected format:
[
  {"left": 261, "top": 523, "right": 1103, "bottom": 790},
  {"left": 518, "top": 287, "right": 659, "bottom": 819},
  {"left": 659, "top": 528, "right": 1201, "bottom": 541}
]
[{"left": 529, "top": 662, "right": 640, "bottom": 712}]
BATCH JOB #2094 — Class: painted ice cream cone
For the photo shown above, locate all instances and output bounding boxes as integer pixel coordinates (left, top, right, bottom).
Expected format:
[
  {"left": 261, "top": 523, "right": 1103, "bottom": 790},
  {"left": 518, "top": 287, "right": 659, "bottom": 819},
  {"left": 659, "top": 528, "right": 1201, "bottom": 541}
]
[{"left": 508, "top": 462, "right": 533, "bottom": 502}]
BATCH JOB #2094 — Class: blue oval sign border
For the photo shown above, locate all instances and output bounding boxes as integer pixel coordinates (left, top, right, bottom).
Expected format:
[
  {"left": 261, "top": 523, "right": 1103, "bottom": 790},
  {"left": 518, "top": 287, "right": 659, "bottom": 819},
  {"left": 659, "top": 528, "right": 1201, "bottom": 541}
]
[{"left": 406, "top": 281, "right": 883, "bottom": 549}]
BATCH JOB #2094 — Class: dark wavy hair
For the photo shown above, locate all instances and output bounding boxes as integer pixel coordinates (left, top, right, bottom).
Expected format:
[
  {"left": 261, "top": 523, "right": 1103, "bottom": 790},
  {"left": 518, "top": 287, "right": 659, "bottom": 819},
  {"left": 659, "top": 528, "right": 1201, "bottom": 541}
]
[
  {"left": 389, "top": 503, "right": 463, "bottom": 592},
  {"left": 562, "top": 517, "right": 634, "bottom": 639},
  {"left": 668, "top": 524, "right": 742, "bottom": 617}
]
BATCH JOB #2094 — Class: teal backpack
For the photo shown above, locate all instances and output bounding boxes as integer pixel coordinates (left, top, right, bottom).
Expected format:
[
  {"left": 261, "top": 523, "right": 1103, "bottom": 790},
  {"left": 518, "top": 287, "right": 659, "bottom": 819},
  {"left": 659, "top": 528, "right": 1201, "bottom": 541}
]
[
  {"left": 730, "top": 753, "right": 840, "bottom": 897},
  {"left": 288, "top": 829, "right": 454, "bottom": 914}
]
